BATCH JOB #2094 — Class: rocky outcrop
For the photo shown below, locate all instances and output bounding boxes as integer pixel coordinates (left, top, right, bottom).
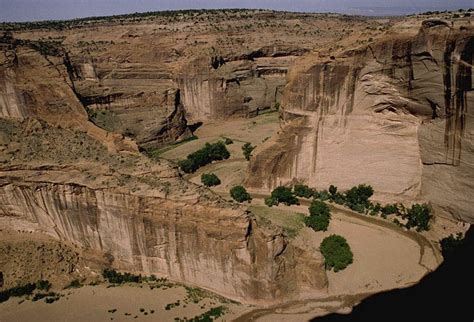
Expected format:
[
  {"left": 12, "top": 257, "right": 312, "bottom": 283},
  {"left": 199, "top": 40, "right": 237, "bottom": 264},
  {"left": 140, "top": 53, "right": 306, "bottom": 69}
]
[{"left": 247, "top": 22, "right": 474, "bottom": 223}]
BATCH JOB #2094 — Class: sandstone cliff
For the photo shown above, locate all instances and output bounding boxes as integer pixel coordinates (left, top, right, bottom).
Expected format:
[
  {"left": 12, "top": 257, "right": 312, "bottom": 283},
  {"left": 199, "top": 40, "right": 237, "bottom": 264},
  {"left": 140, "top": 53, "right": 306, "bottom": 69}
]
[
  {"left": 3, "top": 11, "right": 381, "bottom": 150},
  {"left": 0, "top": 118, "right": 327, "bottom": 304},
  {"left": 247, "top": 21, "right": 474, "bottom": 223}
]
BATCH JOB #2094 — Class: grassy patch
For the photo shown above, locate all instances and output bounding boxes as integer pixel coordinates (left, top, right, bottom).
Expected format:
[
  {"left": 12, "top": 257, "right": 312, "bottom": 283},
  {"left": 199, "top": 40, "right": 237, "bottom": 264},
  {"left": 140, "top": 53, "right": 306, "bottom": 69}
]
[{"left": 249, "top": 205, "right": 305, "bottom": 238}]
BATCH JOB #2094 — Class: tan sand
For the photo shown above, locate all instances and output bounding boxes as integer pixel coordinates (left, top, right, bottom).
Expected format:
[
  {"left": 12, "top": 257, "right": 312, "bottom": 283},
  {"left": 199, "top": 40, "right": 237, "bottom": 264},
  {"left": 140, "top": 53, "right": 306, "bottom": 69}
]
[{"left": 0, "top": 284, "right": 248, "bottom": 322}]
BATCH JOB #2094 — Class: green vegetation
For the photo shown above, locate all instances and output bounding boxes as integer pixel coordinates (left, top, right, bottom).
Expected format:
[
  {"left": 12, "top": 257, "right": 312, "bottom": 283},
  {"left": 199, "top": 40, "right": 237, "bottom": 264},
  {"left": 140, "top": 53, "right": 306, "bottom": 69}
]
[
  {"left": 293, "top": 184, "right": 314, "bottom": 198},
  {"left": 224, "top": 137, "right": 233, "bottom": 145},
  {"left": 307, "top": 184, "right": 433, "bottom": 231},
  {"left": 242, "top": 142, "right": 255, "bottom": 161},
  {"left": 102, "top": 269, "right": 144, "bottom": 284},
  {"left": 201, "top": 173, "right": 221, "bottom": 187},
  {"left": 185, "top": 306, "right": 227, "bottom": 322},
  {"left": 36, "top": 280, "right": 51, "bottom": 291},
  {"left": 250, "top": 205, "right": 305, "bottom": 238},
  {"left": 344, "top": 184, "right": 374, "bottom": 213},
  {"left": 230, "top": 185, "right": 251, "bottom": 202},
  {"left": 405, "top": 203, "right": 432, "bottom": 232},
  {"left": 270, "top": 186, "right": 299, "bottom": 206},
  {"left": 178, "top": 141, "right": 230, "bottom": 173},
  {"left": 320, "top": 235, "right": 354, "bottom": 272},
  {"left": 66, "top": 279, "right": 82, "bottom": 289},
  {"left": 165, "top": 300, "right": 181, "bottom": 310},
  {"left": 440, "top": 233, "right": 465, "bottom": 259},
  {"left": 264, "top": 196, "right": 278, "bottom": 207},
  {"left": 305, "top": 200, "right": 331, "bottom": 231}
]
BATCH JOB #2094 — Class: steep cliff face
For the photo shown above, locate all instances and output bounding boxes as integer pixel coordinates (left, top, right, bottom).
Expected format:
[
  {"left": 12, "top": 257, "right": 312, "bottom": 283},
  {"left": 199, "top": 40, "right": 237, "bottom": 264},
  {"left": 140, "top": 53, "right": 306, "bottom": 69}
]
[
  {"left": 247, "top": 21, "right": 474, "bottom": 222},
  {"left": 0, "top": 118, "right": 327, "bottom": 303},
  {"left": 178, "top": 55, "right": 295, "bottom": 121},
  {"left": 0, "top": 176, "right": 326, "bottom": 303}
]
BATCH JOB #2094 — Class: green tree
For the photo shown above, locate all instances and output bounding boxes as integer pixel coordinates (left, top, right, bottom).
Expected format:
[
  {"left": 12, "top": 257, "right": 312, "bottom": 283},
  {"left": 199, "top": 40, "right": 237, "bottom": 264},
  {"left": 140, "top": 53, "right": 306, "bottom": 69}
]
[
  {"left": 305, "top": 200, "right": 331, "bottom": 231},
  {"left": 329, "top": 185, "right": 337, "bottom": 196},
  {"left": 271, "top": 186, "right": 299, "bottom": 206},
  {"left": 320, "top": 235, "right": 353, "bottom": 272},
  {"left": 242, "top": 143, "right": 255, "bottom": 161},
  {"left": 201, "top": 173, "right": 221, "bottom": 187},
  {"left": 305, "top": 214, "right": 330, "bottom": 232},
  {"left": 405, "top": 203, "right": 432, "bottom": 231},
  {"left": 293, "top": 184, "right": 313, "bottom": 198},
  {"left": 264, "top": 196, "right": 278, "bottom": 207},
  {"left": 345, "top": 184, "right": 374, "bottom": 212},
  {"left": 230, "top": 185, "right": 252, "bottom": 203},
  {"left": 309, "top": 200, "right": 330, "bottom": 217}
]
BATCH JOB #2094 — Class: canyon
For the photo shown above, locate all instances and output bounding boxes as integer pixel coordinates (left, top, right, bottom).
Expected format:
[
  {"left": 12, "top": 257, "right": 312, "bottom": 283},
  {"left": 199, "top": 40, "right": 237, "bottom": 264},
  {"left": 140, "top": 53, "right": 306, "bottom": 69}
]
[{"left": 0, "top": 8, "right": 473, "bottom": 321}]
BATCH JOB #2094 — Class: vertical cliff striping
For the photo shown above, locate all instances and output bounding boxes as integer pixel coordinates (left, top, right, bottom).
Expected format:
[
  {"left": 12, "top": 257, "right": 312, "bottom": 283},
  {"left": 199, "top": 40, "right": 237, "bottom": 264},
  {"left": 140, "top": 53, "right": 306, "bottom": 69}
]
[
  {"left": 247, "top": 21, "right": 474, "bottom": 222},
  {"left": 0, "top": 178, "right": 327, "bottom": 304}
]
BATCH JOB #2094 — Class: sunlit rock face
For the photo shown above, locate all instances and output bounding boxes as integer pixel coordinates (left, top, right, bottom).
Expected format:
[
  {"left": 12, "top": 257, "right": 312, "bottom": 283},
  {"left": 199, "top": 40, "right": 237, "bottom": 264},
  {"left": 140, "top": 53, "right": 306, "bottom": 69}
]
[
  {"left": 247, "top": 22, "right": 474, "bottom": 223},
  {"left": 0, "top": 176, "right": 327, "bottom": 304}
]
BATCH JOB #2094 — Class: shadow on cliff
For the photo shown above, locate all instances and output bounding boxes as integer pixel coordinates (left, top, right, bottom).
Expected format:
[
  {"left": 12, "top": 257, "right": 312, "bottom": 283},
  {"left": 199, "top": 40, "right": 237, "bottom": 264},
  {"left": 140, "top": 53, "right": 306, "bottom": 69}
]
[{"left": 312, "top": 226, "right": 474, "bottom": 322}]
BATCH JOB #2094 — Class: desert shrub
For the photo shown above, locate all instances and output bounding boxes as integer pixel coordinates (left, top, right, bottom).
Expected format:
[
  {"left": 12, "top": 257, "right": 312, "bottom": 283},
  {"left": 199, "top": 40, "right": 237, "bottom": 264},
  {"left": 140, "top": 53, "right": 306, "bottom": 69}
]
[
  {"left": 264, "top": 196, "right": 278, "bottom": 207},
  {"left": 242, "top": 142, "right": 255, "bottom": 161},
  {"left": 36, "top": 280, "right": 51, "bottom": 291},
  {"left": 440, "top": 233, "right": 464, "bottom": 259},
  {"left": 178, "top": 142, "right": 230, "bottom": 173},
  {"left": 320, "top": 235, "right": 354, "bottom": 272},
  {"left": 66, "top": 279, "right": 82, "bottom": 289},
  {"left": 293, "top": 184, "right": 313, "bottom": 198},
  {"left": 404, "top": 203, "right": 432, "bottom": 231},
  {"left": 201, "top": 173, "right": 221, "bottom": 187},
  {"left": 329, "top": 185, "right": 338, "bottom": 196},
  {"left": 271, "top": 186, "right": 299, "bottom": 206},
  {"left": 230, "top": 185, "right": 251, "bottom": 202},
  {"left": 224, "top": 137, "right": 233, "bottom": 145}
]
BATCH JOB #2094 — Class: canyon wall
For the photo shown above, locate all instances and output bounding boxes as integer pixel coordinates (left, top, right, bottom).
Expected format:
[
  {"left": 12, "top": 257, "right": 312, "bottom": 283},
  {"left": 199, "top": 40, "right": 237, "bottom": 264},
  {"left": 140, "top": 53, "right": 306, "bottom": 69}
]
[
  {"left": 247, "top": 21, "right": 474, "bottom": 222},
  {"left": 178, "top": 54, "right": 296, "bottom": 121},
  {"left": 0, "top": 116, "right": 327, "bottom": 303},
  {"left": 0, "top": 173, "right": 326, "bottom": 303}
]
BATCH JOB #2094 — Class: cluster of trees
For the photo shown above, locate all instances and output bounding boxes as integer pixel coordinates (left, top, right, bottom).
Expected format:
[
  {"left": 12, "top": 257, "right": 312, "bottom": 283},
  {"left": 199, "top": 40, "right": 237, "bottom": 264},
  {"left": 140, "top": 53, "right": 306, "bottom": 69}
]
[
  {"left": 265, "top": 186, "right": 299, "bottom": 207},
  {"left": 230, "top": 185, "right": 251, "bottom": 203},
  {"left": 305, "top": 200, "right": 331, "bottom": 231},
  {"left": 178, "top": 142, "right": 230, "bottom": 173},
  {"left": 201, "top": 173, "right": 221, "bottom": 187},
  {"left": 102, "top": 269, "right": 144, "bottom": 284},
  {"left": 286, "top": 183, "right": 433, "bottom": 231},
  {"left": 320, "top": 235, "right": 354, "bottom": 272}
]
